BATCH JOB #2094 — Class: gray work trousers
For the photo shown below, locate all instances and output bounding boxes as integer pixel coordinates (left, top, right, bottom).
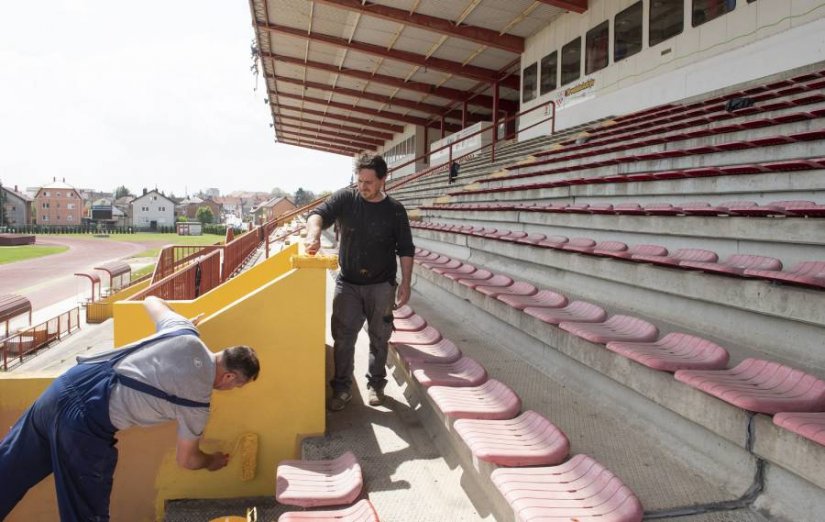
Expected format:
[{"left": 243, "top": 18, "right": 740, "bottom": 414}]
[{"left": 330, "top": 276, "right": 396, "bottom": 393}]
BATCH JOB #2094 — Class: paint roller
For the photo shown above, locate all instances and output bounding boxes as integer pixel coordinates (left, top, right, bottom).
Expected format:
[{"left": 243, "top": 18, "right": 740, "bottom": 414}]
[{"left": 234, "top": 432, "right": 259, "bottom": 482}]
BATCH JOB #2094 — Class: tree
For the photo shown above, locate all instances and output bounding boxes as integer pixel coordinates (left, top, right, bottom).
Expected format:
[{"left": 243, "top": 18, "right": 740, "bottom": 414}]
[
  {"left": 0, "top": 182, "right": 7, "bottom": 226},
  {"left": 196, "top": 206, "right": 214, "bottom": 224},
  {"left": 114, "top": 185, "right": 132, "bottom": 199},
  {"left": 294, "top": 187, "right": 316, "bottom": 206},
  {"left": 270, "top": 187, "right": 288, "bottom": 197}
]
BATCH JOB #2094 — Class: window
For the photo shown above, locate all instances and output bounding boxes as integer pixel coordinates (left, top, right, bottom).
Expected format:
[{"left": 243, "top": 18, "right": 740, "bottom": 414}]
[
  {"left": 561, "top": 37, "right": 582, "bottom": 86},
  {"left": 67, "top": 215, "right": 74, "bottom": 221},
  {"left": 522, "top": 62, "right": 538, "bottom": 102},
  {"left": 68, "top": 203, "right": 75, "bottom": 209},
  {"left": 43, "top": 216, "right": 49, "bottom": 222},
  {"left": 56, "top": 192, "right": 61, "bottom": 197},
  {"left": 615, "top": 2, "right": 643, "bottom": 62},
  {"left": 692, "top": 0, "right": 735, "bottom": 27},
  {"left": 585, "top": 21, "right": 609, "bottom": 75},
  {"left": 650, "top": 0, "right": 684, "bottom": 47},
  {"left": 540, "top": 52, "right": 558, "bottom": 95}
]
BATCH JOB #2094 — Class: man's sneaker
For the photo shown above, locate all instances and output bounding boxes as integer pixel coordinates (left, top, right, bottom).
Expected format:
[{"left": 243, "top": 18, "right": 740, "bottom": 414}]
[
  {"left": 327, "top": 390, "right": 352, "bottom": 412},
  {"left": 367, "top": 387, "right": 385, "bottom": 406}
]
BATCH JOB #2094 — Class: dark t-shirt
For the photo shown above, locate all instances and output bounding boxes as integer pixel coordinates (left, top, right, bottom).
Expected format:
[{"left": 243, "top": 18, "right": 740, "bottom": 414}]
[{"left": 311, "top": 188, "right": 415, "bottom": 285}]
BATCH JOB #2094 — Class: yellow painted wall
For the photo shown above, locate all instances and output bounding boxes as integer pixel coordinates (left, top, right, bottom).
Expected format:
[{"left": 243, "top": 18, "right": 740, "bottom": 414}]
[
  {"left": 1, "top": 247, "right": 329, "bottom": 521},
  {"left": 86, "top": 279, "right": 151, "bottom": 323}
]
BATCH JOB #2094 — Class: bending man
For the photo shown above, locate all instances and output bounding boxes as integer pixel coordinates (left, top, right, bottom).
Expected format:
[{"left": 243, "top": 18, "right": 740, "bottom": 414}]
[
  {"left": 305, "top": 154, "right": 414, "bottom": 410},
  {"left": 0, "top": 296, "right": 260, "bottom": 521}
]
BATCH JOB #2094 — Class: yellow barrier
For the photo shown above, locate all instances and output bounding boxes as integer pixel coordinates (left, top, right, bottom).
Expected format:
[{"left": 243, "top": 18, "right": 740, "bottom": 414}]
[{"left": 86, "top": 279, "right": 151, "bottom": 323}]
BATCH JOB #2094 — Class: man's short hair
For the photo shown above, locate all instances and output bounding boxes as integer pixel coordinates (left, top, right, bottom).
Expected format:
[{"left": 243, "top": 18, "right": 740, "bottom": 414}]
[
  {"left": 356, "top": 154, "right": 388, "bottom": 179},
  {"left": 223, "top": 346, "right": 260, "bottom": 382}
]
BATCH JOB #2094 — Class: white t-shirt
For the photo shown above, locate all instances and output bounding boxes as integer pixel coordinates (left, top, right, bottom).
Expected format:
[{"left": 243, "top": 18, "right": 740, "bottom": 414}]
[{"left": 107, "top": 310, "right": 215, "bottom": 439}]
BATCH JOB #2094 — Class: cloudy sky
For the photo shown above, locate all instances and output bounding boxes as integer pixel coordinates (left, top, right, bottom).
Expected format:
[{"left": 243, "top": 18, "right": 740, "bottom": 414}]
[{"left": 0, "top": 0, "right": 354, "bottom": 198}]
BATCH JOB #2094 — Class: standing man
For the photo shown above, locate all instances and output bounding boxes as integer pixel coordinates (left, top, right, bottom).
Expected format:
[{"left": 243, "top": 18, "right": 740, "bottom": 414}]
[
  {"left": 0, "top": 296, "right": 260, "bottom": 521},
  {"left": 305, "top": 154, "right": 414, "bottom": 411}
]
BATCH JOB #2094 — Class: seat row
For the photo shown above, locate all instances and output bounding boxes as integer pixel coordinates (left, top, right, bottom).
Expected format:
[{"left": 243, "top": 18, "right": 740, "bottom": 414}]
[
  {"left": 412, "top": 247, "right": 825, "bottom": 447},
  {"left": 389, "top": 304, "right": 645, "bottom": 521},
  {"left": 420, "top": 199, "right": 825, "bottom": 218},
  {"left": 410, "top": 222, "right": 825, "bottom": 290}
]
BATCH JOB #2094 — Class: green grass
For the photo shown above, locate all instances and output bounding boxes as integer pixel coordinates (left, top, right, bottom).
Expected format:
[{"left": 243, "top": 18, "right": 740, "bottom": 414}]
[
  {"left": 130, "top": 263, "right": 156, "bottom": 280},
  {"left": 37, "top": 232, "right": 226, "bottom": 245},
  {"left": 0, "top": 245, "right": 69, "bottom": 264}
]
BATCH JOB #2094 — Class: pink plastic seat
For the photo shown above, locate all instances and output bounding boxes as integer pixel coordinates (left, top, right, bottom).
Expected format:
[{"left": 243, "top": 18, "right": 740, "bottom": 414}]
[
  {"left": 559, "top": 315, "right": 659, "bottom": 345},
  {"left": 433, "top": 263, "right": 476, "bottom": 276},
  {"left": 415, "top": 252, "right": 440, "bottom": 264},
  {"left": 389, "top": 325, "right": 442, "bottom": 345},
  {"left": 393, "top": 313, "right": 427, "bottom": 332},
  {"left": 680, "top": 254, "right": 782, "bottom": 276},
  {"left": 588, "top": 203, "right": 615, "bottom": 214},
  {"left": 679, "top": 201, "right": 727, "bottom": 216},
  {"left": 471, "top": 274, "right": 514, "bottom": 294},
  {"left": 591, "top": 241, "right": 629, "bottom": 257},
  {"left": 446, "top": 268, "right": 492, "bottom": 283},
  {"left": 612, "top": 203, "right": 645, "bottom": 215},
  {"left": 275, "top": 451, "right": 363, "bottom": 508},
  {"left": 524, "top": 301, "right": 607, "bottom": 325},
  {"left": 420, "top": 254, "right": 453, "bottom": 268},
  {"left": 610, "top": 244, "right": 668, "bottom": 260},
  {"left": 410, "top": 356, "right": 488, "bottom": 387},
  {"left": 499, "top": 231, "right": 529, "bottom": 243},
  {"left": 606, "top": 333, "right": 730, "bottom": 372},
  {"left": 454, "top": 410, "right": 570, "bottom": 467},
  {"left": 723, "top": 200, "right": 784, "bottom": 217},
  {"left": 514, "top": 232, "right": 547, "bottom": 245},
  {"left": 536, "top": 235, "right": 570, "bottom": 248},
  {"left": 773, "top": 412, "right": 825, "bottom": 446},
  {"left": 644, "top": 203, "right": 681, "bottom": 215},
  {"left": 428, "top": 379, "right": 522, "bottom": 420},
  {"left": 394, "top": 338, "right": 462, "bottom": 365},
  {"left": 491, "top": 454, "right": 644, "bottom": 522},
  {"left": 632, "top": 248, "right": 718, "bottom": 267},
  {"left": 497, "top": 289, "right": 568, "bottom": 310},
  {"left": 392, "top": 305, "right": 414, "bottom": 319},
  {"left": 278, "top": 499, "right": 379, "bottom": 522},
  {"left": 560, "top": 237, "right": 597, "bottom": 253},
  {"left": 478, "top": 280, "right": 538, "bottom": 298},
  {"left": 675, "top": 358, "right": 825, "bottom": 414},
  {"left": 454, "top": 269, "right": 495, "bottom": 288},
  {"left": 774, "top": 200, "right": 825, "bottom": 217},
  {"left": 744, "top": 260, "right": 825, "bottom": 289}
]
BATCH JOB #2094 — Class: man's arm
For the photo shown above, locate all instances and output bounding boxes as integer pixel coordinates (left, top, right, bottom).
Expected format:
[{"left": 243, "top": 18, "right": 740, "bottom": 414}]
[
  {"left": 304, "top": 214, "right": 323, "bottom": 255},
  {"left": 176, "top": 437, "right": 229, "bottom": 471},
  {"left": 396, "top": 256, "right": 413, "bottom": 307}
]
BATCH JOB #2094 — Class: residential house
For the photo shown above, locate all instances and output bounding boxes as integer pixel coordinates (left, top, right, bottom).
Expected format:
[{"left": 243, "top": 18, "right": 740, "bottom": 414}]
[
  {"left": 0, "top": 183, "right": 33, "bottom": 226},
  {"left": 130, "top": 189, "right": 175, "bottom": 231},
  {"left": 33, "top": 178, "right": 84, "bottom": 226},
  {"left": 180, "top": 196, "right": 222, "bottom": 223},
  {"left": 252, "top": 196, "right": 296, "bottom": 225}
]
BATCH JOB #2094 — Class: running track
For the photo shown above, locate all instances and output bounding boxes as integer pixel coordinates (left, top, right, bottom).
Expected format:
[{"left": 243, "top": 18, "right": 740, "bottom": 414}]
[{"left": 0, "top": 236, "right": 149, "bottom": 311}]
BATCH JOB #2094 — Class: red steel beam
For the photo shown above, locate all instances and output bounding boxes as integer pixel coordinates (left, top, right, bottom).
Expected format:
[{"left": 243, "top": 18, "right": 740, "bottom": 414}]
[
  {"left": 276, "top": 113, "right": 394, "bottom": 141},
  {"left": 280, "top": 135, "right": 365, "bottom": 155},
  {"left": 277, "top": 121, "right": 384, "bottom": 146},
  {"left": 278, "top": 128, "right": 377, "bottom": 150},
  {"left": 276, "top": 102, "right": 404, "bottom": 133},
  {"left": 274, "top": 91, "right": 463, "bottom": 132},
  {"left": 535, "top": 0, "right": 588, "bottom": 13},
  {"left": 311, "top": 0, "right": 524, "bottom": 54},
  {"left": 279, "top": 139, "right": 357, "bottom": 156},
  {"left": 272, "top": 74, "right": 449, "bottom": 117},
  {"left": 257, "top": 21, "right": 520, "bottom": 90},
  {"left": 261, "top": 52, "right": 517, "bottom": 111}
]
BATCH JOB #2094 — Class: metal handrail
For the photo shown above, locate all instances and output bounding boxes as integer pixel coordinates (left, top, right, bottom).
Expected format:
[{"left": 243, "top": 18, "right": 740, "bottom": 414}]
[{"left": 0, "top": 307, "right": 81, "bottom": 371}]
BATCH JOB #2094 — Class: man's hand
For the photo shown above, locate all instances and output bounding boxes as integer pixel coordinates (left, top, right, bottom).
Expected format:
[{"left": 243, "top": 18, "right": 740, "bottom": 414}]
[
  {"left": 395, "top": 282, "right": 411, "bottom": 308},
  {"left": 304, "top": 235, "right": 321, "bottom": 256},
  {"left": 190, "top": 313, "right": 206, "bottom": 326},
  {"left": 207, "top": 452, "right": 230, "bottom": 471}
]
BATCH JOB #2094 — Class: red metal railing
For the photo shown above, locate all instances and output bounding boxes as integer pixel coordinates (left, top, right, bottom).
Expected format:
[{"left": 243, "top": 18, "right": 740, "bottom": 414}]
[
  {"left": 222, "top": 228, "right": 264, "bottom": 281},
  {"left": 130, "top": 250, "right": 222, "bottom": 301},
  {"left": 151, "top": 244, "right": 223, "bottom": 283},
  {"left": 1, "top": 307, "right": 81, "bottom": 371}
]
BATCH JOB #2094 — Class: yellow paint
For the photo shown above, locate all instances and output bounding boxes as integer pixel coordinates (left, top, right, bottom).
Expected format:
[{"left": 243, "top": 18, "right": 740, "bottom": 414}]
[
  {"left": 600, "top": 119, "right": 618, "bottom": 127},
  {"left": 236, "top": 432, "right": 259, "bottom": 482},
  {"left": 515, "top": 155, "right": 537, "bottom": 165},
  {"left": 408, "top": 208, "right": 422, "bottom": 220},
  {"left": 550, "top": 143, "right": 565, "bottom": 151},
  {"left": 464, "top": 182, "right": 482, "bottom": 191},
  {"left": 86, "top": 280, "right": 151, "bottom": 323},
  {"left": 489, "top": 169, "right": 510, "bottom": 178},
  {"left": 291, "top": 253, "right": 339, "bottom": 270},
  {"left": 434, "top": 195, "right": 452, "bottom": 205}
]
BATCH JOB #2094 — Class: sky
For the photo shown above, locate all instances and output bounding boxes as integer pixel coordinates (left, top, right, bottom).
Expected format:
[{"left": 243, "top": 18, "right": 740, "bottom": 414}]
[{"left": 0, "top": 0, "right": 354, "bottom": 198}]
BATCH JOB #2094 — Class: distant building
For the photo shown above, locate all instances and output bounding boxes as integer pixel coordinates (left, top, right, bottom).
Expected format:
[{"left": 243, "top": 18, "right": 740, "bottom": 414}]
[
  {"left": 203, "top": 188, "right": 220, "bottom": 199},
  {"left": 0, "top": 183, "right": 33, "bottom": 226},
  {"left": 180, "top": 196, "right": 223, "bottom": 223},
  {"left": 130, "top": 189, "right": 175, "bottom": 230},
  {"left": 251, "top": 196, "right": 297, "bottom": 225},
  {"left": 33, "top": 178, "right": 84, "bottom": 226},
  {"left": 89, "top": 198, "right": 128, "bottom": 228}
]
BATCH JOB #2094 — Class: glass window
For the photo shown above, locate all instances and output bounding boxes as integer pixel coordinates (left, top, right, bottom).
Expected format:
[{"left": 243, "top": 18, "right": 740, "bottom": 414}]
[
  {"left": 585, "top": 20, "right": 610, "bottom": 75},
  {"left": 540, "top": 51, "right": 558, "bottom": 95},
  {"left": 650, "top": 0, "right": 684, "bottom": 47},
  {"left": 692, "top": 0, "right": 735, "bottom": 27},
  {"left": 561, "top": 37, "right": 582, "bottom": 86},
  {"left": 615, "top": 2, "right": 643, "bottom": 62},
  {"left": 522, "top": 62, "right": 538, "bottom": 102}
]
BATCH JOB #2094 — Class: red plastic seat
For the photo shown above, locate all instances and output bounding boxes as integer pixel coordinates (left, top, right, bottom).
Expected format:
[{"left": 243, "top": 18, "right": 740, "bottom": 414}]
[
  {"left": 433, "top": 263, "right": 475, "bottom": 276},
  {"left": 278, "top": 499, "right": 379, "bottom": 522},
  {"left": 773, "top": 200, "right": 825, "bottom": 217},
  {"left": 469, "top": 274, "right": 514, "bottom": 292},
  {"left": 632, "top": 248, "right": 718, "bottom": 267},
  {"left": 410, "top": 356, "right": 488, "bottom": 388},
  {"left": 428, "top": 379, "right": 522, "bottom": 420},
  {"left": 453, "top": 269, "right": 496, "bottom": 288},
  {"left": 773, "top": 412, "right": 825, "bottom": 446},
  {"left": 644, "top": 203, "right": 681, "bottom": 215},
  {"left": 588, "top": 203, "right": 615, "bottom": 214},
  {"left": 454, "top": 410, "right": 570, "bottom": 467},
  {"left": 514, "top": 232, "right": 547, "bottom": 245},
  {"left": 275, "top": 451, "right": 363, "bottom": 508},
  {"left": 535, "top": 235, "right": 570, "bottom": 248},
  {"left": 591, "top": 241, "right": 629, "bottom": 257},
  {"left": 744, "top": 261, "right": 825, "bottom": 289},
  {"left": 478, "top": 280, "right": 538, "bottom": 299},
  {"left": 420, "top": 254, "right": 453, "bottom": 268},
  {"left": 497, "top": 289, "right": 568, "bottom": 311},
  {"left": 389, "top": 325, "right": 442, "bottom": 345},
  {"left": 606, "top": 333, "right": 729, "bottom": 372},
  {"left": 427, "top": 258, "right": 461, "bottom": 272},
  {"left": 679, "top": 201, "right": 728, "bottom": 216},
  {"left": 612, "top": 203, "right": 645, "bottom": 215},
  {"left": 723, "top": 200, "right": 784, "bottom": 217},
  {"left": 680, "top": 254, "right": 782, "bottom": 276},
  {"left": 393, "top": 313, "right": 427, "bottom": 332},
  {"left": 524, "top": 301, "right": 607, "bottom": 325},
  {"left": 609, "top": 244, "right": 668, "bottom": 260},
  {"left": 559, "top": 315, "right": 659, "bottom": 345},
  {"left": 560, "top": 237, "right": 598, "bottom": 253},
  {"left": 491, "top": 454, "right": 644, "bottom": 522},
  {"left": 498, "top": 231, "right": 529, "bottom": 243},
  {"left": 392, "top": 305, "right": 414, "bottom": 319},
  {"left": 394, "top": 338, "right": 462, "bottom": 365},
  {"left": 675, "top": 358, "right": 825, "bottom": 414}
]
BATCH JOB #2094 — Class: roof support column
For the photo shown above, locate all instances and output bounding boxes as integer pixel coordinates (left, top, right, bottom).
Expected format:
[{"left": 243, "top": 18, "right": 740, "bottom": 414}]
[
  {"left": 462, "top": 101, "right": 468, "bottom": 129},
  {"left": 492, "top": 80, "right": 499, "bottom": 163},
  {"left": 440, "top": 115, "right": 446, "bottom": 139}
]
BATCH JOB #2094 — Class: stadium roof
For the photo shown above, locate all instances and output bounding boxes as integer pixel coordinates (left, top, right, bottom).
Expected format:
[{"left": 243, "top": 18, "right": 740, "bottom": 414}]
[{"left": 249, "top": 0, "right": 587, "bottom": 156}]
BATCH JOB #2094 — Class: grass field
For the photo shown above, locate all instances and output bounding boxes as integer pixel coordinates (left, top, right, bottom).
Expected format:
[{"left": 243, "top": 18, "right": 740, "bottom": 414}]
[
  {"left": 0, "top": 245, "right": 69, "bottom": 264},
  {"left": 35, "top": 232, "right": 226, "bottom": 245}
]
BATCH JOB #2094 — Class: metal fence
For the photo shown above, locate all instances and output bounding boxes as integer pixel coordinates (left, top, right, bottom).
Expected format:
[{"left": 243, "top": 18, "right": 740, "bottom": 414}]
[
  {"left": 0, "top": 307, "right": 81, "bottom": 371},
  {"left": 130, "top": 250, "right": 222, "bottom": 301}
]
